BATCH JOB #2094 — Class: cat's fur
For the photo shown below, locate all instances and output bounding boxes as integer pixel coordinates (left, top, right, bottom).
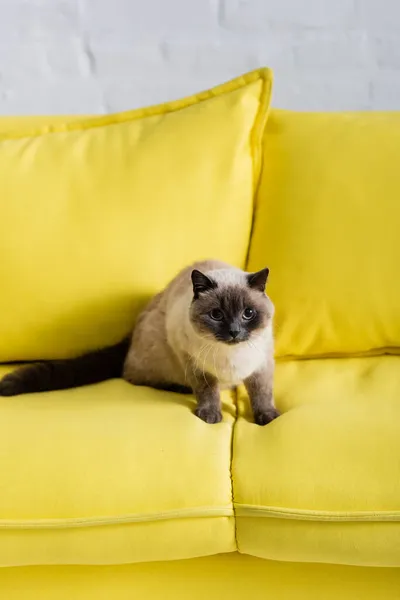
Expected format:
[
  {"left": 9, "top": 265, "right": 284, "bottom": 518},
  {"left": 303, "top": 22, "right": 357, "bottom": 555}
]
[{"left": 0, "top": 260, "right": 278, "bottom": 425}]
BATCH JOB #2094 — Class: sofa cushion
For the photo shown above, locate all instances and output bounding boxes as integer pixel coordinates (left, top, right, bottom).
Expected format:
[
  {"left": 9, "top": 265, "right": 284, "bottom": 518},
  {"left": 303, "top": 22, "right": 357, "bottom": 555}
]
[
  {"left": 1, "top": 555, "right": 400, "bottom": 600},
  {"left": 248, "top": 109, "right": 400, "bottom": 359},
  {"left": 0, "top": 68, "right": 272, "bottom": 362},
  {"left": 233, "top": 356, "right": 400, "bottom": 567},
  {"left": 0, "top": 366, "right": 236, "bottom": 566}
]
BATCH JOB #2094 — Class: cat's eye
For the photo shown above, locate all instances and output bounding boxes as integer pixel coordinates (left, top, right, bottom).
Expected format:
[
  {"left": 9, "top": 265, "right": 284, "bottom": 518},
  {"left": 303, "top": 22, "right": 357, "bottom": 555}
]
[
  {"left": 209, "top": 309, "right": 224, "bottom": 321},
  {"left": 243, "top": 307, "right": 255, "bottom": 320}
]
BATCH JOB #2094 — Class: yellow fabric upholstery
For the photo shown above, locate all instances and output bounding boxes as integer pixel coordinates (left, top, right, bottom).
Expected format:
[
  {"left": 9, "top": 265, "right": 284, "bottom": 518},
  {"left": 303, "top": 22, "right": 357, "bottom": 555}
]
[
  {"left": 1, "top": 554, "right": 400, "bottom": 600},
  {"left": 248, "top": 109, "right": 400, "bottom": 359},
  {"left": 2, "top": 357, "right": 399, "bottom": 568},
  {"left": 238, "top": 108, "right": 400, "bottom": 567},
  {"left": 234, "top": 356, "right": 400, "bottom": 567},
  {"left": 0, "top": 365, "right": 235, "bottom": 566},
  {"left": 0, "top": 69, "right": 271, "bottom": 362}
]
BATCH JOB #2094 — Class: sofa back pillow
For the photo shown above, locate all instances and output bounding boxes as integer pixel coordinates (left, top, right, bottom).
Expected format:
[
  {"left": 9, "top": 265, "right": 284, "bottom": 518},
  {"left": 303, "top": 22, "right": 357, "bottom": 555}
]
[
  {"left": 248, "top": 109, "right": 400, "bottom": 359},
  {"left": 0, "top": 69, "right": 272, "bottom": 361}
]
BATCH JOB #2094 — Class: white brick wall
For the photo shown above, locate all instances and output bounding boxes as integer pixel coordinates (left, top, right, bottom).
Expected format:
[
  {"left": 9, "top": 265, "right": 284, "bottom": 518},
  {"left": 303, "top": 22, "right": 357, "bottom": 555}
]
[{"left": 0, "top": 0, "right": 399, "bottom": 114}]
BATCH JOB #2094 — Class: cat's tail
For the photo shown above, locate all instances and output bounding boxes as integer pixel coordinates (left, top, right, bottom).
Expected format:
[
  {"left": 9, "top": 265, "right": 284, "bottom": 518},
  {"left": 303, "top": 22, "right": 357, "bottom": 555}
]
[{"left": 0, "top": 338, "right": 131, "bottom": 396}]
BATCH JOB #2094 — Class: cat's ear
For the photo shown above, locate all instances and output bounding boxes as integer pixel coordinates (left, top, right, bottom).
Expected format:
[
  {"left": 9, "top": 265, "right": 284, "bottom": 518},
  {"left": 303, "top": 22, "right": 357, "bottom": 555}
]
[
  {"left": 191, "top": 270, "right": 217, "bottom": 299},
  {"left": 247, "top": 268, "right": 269, "bottom": 293}
]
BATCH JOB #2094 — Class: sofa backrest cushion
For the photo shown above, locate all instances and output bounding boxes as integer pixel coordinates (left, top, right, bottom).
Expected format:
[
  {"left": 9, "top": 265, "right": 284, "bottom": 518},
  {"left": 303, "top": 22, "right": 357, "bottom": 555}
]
[
  {"left": 248, "top": 109, "right": 400, "bottom": 359},
  {"left": 0, "top": 69, "right": 272, "bottom": 361}
]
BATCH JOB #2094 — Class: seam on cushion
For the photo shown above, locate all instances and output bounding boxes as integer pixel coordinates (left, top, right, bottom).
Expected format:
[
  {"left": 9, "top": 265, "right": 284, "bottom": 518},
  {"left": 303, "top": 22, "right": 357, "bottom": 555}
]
[
  {"left": 245, "top": 69, "right": 273, "bottom": 268},
  {"left": 249, "top": 68, "right": 273, "bottom": 195},
  {"left": 276, "top": 347, "right": 400, "bottom": 362},
  {"left": 229, "top": 390, "right": 239, "bottom": 552},
  {"left": 0, "top": 507, "right": 234, "bottom": 530},
  {"left": 235, "top": 504, "right": 400, "bottom": 522},
  {"left": 0, "top": 68, "right": 273, "bottom": 141}
]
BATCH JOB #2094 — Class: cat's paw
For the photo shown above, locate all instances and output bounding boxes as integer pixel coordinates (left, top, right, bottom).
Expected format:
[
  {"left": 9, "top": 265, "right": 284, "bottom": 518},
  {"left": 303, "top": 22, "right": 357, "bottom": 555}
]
[
  {"left": 0, "top": 375, "right": 22, "bottom": 396},
  {"left": 195, "top": 405, "right": 223, "bottom": 424},
  {"left": 254, "top": 407, "right": 280, "bottom": 426}
]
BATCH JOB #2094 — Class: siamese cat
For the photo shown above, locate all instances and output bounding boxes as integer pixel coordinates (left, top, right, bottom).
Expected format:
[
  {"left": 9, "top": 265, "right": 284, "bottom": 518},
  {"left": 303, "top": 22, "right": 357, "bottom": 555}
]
[{"left": 0, "top": 260, "right": 278, "bottom": 425}]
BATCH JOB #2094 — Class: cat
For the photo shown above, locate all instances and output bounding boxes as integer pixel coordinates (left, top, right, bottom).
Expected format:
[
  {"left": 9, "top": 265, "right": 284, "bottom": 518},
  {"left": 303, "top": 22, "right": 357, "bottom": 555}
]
[{"left": 0, "top": 260, "right": 279, "bottom": 425}]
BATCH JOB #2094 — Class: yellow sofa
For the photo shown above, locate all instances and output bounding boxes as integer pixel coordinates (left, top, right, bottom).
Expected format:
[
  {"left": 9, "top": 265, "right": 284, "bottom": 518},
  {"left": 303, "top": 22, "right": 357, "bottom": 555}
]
[{"left": 0, "top": 70, "right": 399, "bottom": 598}]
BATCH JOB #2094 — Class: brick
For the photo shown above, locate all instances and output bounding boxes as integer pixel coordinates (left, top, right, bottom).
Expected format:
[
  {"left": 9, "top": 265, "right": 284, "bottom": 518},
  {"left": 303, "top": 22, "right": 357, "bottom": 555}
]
[
  {"left": 372, "top": 35, "right": 400, "bottom": 69},
  {"left": 43, "top": 39, "right": 92, "bottom": 78},
  {"left": 91, "top": 44, "right": 166, "bottom": 79},
  {"left": 370, "top": 72, "right": 400, "bottom": 109},
  {"left": 0, "top": 80, "right": 104, "bottom": 114},
  {"left": 0, "top": 0, "right": 79, "bottom": 41},
  {"left": 293, "top": 31, "right": 370, "bottom": 69},
  {"left": 355, "top": 0, "right": 400, "bottom": 30},
  {"left": 0, "top": 38, "right": 89, "bottom": 84},
  {"left": 0, "top": 2, "right": 40, "bottom": 42},
  {"left": 221, "top": 0, "right": 357, "bottom": 31},
  {"left": 162, "top": 35, "right": 295, "bottom": 73},
  {"left": 273, "top": 71, "right": 372, "bottom": 110},
  {"left": 0, "top": 43, "right": 46, "bottom": 83},
  {"left": 101, "top": 74, "right": 230, "bottom": 112},
  {"left": 81, "top": 0, "right": 219, "bottom": 44}
]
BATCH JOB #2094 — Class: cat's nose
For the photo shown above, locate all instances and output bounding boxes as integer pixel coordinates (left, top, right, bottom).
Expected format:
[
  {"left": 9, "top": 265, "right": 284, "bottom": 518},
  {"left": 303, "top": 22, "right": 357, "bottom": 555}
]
[{"left": 229, "top": 327, "right": 240, "bottom": 339}]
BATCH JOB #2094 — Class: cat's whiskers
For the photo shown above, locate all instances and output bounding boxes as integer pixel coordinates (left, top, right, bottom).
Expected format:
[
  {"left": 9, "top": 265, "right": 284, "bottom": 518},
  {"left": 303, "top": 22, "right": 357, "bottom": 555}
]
[
  {"left": 191, "top": 342, "right": 208, "bottom": 366},
  {"left": 200, "top": 343, "right": 214, "bottom": 387},
  {"left": 188, "top": 341, "right": 213, "bottom": 387},
  {"left": 247, "top": 339, "right": 262, "bottom": 357},
  {"left": 212, "top": 344, "right": 220, "bottom": 381},
  {"left": 185, "top": 341, "right": 209, "bottom": 384},
  {"left": 197, "top": 340, "right": 214, "bottom": 366}
]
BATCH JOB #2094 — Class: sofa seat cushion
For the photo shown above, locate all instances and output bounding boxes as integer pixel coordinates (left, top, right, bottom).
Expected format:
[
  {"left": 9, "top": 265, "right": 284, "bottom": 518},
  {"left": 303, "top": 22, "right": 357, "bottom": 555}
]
[
  {"left": 233, "top": 356, "right": 400, "bottom": 567},
  {"left": 0, "top": 366, "right": 236, "bottom": 566},
  {"left": 0, "top": 68, "right": 272, "bottom": 362}
]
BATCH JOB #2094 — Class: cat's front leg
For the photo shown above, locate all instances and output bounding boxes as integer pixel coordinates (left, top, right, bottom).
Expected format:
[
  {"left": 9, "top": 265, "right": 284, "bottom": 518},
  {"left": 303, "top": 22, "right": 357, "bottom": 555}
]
[
  {"left": 190, "top": 371, "right": 222, "bottom": 424},
  {"left": 244, "top": 362, "right": 279, "bottom": 426}
]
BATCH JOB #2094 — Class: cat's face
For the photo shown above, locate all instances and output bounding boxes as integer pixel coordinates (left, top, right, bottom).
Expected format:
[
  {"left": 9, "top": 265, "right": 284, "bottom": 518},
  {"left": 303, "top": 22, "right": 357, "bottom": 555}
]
[{"left": 189, "top": 268, "right": 273, "bottom": 345}]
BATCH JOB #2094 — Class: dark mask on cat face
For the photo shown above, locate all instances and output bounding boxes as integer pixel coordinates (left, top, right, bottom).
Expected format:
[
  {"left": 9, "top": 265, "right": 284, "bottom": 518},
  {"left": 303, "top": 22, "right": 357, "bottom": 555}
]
[{"left": 189, "top": 268, "right": 273, "bottom": 345}]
